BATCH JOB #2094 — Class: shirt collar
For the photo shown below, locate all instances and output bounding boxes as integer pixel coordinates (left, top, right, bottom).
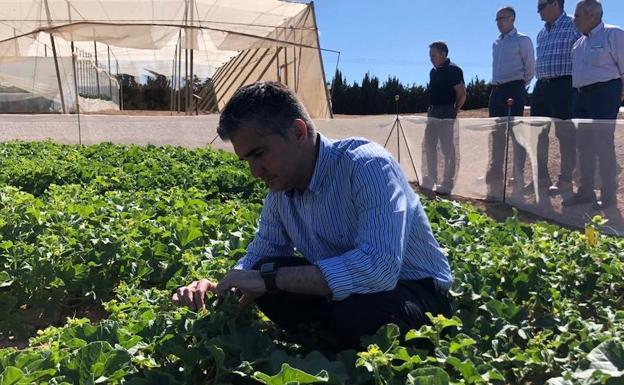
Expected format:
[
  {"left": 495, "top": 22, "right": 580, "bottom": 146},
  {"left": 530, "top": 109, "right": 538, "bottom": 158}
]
[
  {"left": 546, "top": 11, "right": 566, "bottom": 30},
  {"left": 500, "top": 28, "right": 518, "bottom": 39},
  {"left": 586, "top": 22, "right": 604, "bottom": 37},
  {"left": 285, "top": 133, "right": 330, "bottom": 198},
  {"left": 306, "top": 133, "right": 331, "bottom": 194},
  {"left": 435, "top": 58, "right": 451, "bottom": 69}
]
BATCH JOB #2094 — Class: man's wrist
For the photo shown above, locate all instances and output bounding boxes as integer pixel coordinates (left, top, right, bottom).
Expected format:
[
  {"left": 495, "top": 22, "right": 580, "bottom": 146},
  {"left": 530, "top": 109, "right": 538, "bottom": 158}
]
[{"left": 259, "top": 263, "right": 279, "bottom": 293}]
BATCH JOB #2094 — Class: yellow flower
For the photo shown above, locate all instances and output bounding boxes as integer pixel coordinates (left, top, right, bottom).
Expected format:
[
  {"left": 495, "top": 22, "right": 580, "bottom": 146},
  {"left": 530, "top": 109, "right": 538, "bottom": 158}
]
[{"left": 585, "top": 226, "right": 597, "bottom": 246}]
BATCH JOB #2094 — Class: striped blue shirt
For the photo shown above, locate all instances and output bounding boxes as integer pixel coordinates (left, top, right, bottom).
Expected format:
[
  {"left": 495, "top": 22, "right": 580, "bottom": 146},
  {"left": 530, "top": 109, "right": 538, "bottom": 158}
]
[
  {"left": 536, "top": 12, "right": 582, "bottom": 79},
  {"left": 236, "top": 134, "right": 453, "bottom": 301}
]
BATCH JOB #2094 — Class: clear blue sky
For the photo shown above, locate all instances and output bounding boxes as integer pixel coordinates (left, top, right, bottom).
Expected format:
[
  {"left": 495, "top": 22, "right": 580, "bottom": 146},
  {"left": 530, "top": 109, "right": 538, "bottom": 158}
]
[{"left": 314, "top": 0, "right": 624, "bottom": 87}]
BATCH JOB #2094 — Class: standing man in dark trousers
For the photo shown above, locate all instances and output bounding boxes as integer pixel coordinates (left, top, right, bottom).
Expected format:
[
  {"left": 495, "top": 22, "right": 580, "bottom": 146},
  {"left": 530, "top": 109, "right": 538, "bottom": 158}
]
[
  {"left": 486, "top": 6, "right": 535, "bottom": 199},
  {"left": 532, "top": 0, "right": 581, "bottom": 196},
  {"left": 563, "top": 0, "right": 623, "bottom": 209},
  {"left": 422, "top": 41, "right": 466, "bottom": 195}
]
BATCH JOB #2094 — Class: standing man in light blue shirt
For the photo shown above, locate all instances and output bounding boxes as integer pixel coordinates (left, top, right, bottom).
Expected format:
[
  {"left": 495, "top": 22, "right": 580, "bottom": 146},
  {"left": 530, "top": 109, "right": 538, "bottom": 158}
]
[
  {"left": 532, "top": 0, "right": 581, "bottom": 197},
  {"left": 172, "top": 81, "right": 453, "bottom": 351},
  {"left": 563, "top": 0, "right": 624, "bottom": 209},
  {"left": 486, "top": 6, "right": 535, "bottom": 199}
]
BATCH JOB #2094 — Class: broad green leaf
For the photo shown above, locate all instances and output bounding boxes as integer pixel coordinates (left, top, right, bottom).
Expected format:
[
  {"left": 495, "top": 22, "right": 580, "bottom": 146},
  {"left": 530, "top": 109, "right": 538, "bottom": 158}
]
[
  {"left": 406, "top": 366, "right": 450, "bottom": 385},
  {"left": 0, "top": 366, "right": 24, "bottom": 385},
  {"left": 254, "top": 363, "right": 328, "bottom": 385},
  {"left": 360, "top": 324, "right": 400, "bottom": 351}
]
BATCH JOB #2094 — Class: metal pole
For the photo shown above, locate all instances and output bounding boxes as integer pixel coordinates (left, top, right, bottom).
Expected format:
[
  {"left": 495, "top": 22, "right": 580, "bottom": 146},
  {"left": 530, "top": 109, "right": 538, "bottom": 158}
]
[
  {"left": 117, "top": 59, "right": 123, "bottom": 110},
  {"left": 177, "top": 30, "right": 182, "bottom": 113},
  {"left": 502, "top": 98, "right": 514, "bottom": 204},
  {"left": 107, "top": 45, "right": 112, "bottom": 99},
  {"left": 49, "top": 35, "right": 67, "bottom": 113},
  {"left": 396, "top": 95, "right": 400, "bottom": 162},
  {"left": 94, "top": 41, "right": 100, "bottom": 97},
  {"left": 309, "top": 2, "right": 333, "bottom": 118},
  {"left": 171, "top": 40, "right": 178, "bottom": 114},
  {"left": 71, "top": 43, "right": 80, "bottom": 115},
  {"left": 43, "top": 0, "right": 66, "bottom": 113}
]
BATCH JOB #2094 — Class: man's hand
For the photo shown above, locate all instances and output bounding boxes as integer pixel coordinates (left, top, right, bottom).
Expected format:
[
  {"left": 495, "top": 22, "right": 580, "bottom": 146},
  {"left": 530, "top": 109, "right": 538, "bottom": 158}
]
[
  {"left": 172, "top": 279, "right": 218, "bottom": 311},
  {"left": 217, "top": 270, "right": 266, "bottom": 308}
]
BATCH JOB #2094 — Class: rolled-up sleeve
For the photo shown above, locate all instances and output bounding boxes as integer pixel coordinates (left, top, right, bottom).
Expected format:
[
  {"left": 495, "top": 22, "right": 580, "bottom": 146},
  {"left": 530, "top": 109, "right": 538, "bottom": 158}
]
[
  {"left": 234, "top": 194, "right": 293, "bottom": 270},
  {"left": 316, "top": 156, "right": 411, "bottom": 301}
]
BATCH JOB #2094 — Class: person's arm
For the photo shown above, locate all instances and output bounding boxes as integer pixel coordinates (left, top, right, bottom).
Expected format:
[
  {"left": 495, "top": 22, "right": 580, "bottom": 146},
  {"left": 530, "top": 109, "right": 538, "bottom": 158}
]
[
  {"left": 521, "top": 36, "right": 536, "bottom": 86},
  {"left": 216, "top": 264, "right": 331, "bottom": 306},
  {"left": 172, "top": 194, "right": 294, "bottom": 309},
  {"left": 218, "top": 155, "right": 414, "bottom": 303},
  {"left": 233, "top": 193, "right": 294, "bottom": 270},
  {"left": 315, "top": 155, "right": 413, "bottom": 301},
  {"left": 612, "top": 28, "right": 624, "bottom": 102},
  {"left": 453, "top": 83, "right": 466, "bottom": 116}
]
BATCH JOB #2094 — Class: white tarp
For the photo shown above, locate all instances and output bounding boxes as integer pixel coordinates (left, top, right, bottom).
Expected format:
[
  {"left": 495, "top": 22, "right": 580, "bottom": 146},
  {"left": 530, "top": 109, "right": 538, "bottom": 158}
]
[{"left": 0, "top": 0, "right": 331, "bottom": 117}]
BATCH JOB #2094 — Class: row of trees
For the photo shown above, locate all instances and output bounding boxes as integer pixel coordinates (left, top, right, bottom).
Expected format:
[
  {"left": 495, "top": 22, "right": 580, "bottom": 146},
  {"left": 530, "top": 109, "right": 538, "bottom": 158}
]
[
  {"left": 115, "top": 69, "right": 491, "bottom": 114},
  {"left": 117, "top": 74, "right": 211, "bottom": 111},
  {"left": 330, "top": 69, "right": 491, "bottom": 115}
]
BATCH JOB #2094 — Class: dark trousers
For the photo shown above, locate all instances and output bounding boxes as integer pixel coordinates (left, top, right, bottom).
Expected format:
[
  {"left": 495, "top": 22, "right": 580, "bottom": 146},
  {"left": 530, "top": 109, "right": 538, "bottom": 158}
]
[
  {"left": 573, "top": 78, "right": 622, "bottom": 202},
  {"left": 530, "top": 76, "right": 576, "bottom": 184},
  {"left": 252, "top": 257, "right": 453, "bottom": 352},
  {"left": 422, "top": 105, "right": 457, "bottom": 189},
  {"left": 487, "top": 80, "right": 527, "bottom": 193}
]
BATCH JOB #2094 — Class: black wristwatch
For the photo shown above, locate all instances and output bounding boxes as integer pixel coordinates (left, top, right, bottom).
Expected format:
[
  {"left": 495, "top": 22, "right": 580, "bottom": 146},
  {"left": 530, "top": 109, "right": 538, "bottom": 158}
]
[{"left": 259, "top": 262, "right": 279, "bottom": 293}]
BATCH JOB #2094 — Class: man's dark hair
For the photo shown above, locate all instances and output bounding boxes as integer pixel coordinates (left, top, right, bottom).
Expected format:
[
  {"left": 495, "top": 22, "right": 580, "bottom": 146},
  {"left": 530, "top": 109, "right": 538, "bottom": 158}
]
[
  {"left": 498, "top": 6, "right": 516, "bottom": 19},
  {"left": 429, "top": 41, "right": 449, "bottom": 56},
  {"left": 217, "top": 81, "right": 314, "bottom": 141}
]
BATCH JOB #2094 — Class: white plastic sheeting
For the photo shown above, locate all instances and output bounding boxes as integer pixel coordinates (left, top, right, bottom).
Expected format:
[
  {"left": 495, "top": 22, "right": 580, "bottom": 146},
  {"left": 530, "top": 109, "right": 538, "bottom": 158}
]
[{"left": 0, "top": 0, "right": 331, "bottom": 117}]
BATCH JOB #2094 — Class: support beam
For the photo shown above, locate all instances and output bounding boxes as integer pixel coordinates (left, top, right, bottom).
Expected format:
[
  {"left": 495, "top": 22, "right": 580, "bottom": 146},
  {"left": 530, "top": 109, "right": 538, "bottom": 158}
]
[
  {"left": 94, "top": 41, "right": 100, "bottom": 97},
  {"left": 107, "top": 46, "right": 112, "bottom": 99}
]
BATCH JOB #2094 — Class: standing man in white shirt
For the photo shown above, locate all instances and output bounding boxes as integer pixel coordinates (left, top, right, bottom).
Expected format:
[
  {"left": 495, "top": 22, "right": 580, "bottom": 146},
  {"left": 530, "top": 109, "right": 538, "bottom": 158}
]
[
  {"left": 563, "top": 0, "right": 624, "bottom": 209},
  {"left": 486, "top": 6, "right": 535, "bottom": 199}
]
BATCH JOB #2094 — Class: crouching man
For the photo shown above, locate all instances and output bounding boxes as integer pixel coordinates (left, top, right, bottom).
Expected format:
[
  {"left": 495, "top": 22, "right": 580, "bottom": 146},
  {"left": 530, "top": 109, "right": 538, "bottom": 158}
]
[{"left": 172, "top": 81, "right": 453, "bottom": 351}]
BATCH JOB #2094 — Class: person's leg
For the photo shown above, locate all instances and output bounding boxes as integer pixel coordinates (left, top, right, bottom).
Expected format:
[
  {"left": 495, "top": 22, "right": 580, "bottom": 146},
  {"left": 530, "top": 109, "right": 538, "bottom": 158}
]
[
  {"left": 326, "top": 279, "right": 453, "bottom": 351},
  {"left": 486, "top": 87, "right": 507, "bottom": 196},
  {"left": 251, "top": 257, "right": 331, "bottom": 334},
  {"left": 439, "top": 106, "right": 457, "bottom": 191},
  {"left": 552, "top": 78, "right": 576, "bottom": 186},
  {"left": 530, "top": 81, "right": 552, "bottom": 186},
  {"left": 563, "top": 91, "right": 596, "bottom": 206},
  {"left": 422, "top": 108, "right": 439, "bottom": 189},
  {"left": 596, "top": 125, "right": 617, "bottom": 206},
  {"left": 506, "top": 83, "right": 528, "bottom": 192},
  {"left": 590, "top": 80, "right": 622, "bottom": 206}
]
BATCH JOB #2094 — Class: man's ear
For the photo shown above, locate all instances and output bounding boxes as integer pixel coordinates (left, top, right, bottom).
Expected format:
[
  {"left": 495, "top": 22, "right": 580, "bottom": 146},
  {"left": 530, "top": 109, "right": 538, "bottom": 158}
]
[{"left": 293, "top": 119, "right": 308, "bottom": 141}]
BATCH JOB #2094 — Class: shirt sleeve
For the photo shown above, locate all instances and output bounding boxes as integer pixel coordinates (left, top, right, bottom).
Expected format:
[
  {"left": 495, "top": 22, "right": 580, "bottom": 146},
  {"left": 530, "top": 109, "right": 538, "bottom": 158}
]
[
  {"left": 315, "top": 155, "right": 412, "bottom": 301},
  {"left": 611, "top": 28, "right": 624, "bottom": 96},
  {"left": 521, "top": 36, "right": 536, "bottom": 85},
  {"left": 234, "top": 194, "right": 294, "bottom": 270},
  {"left": 452, "top": 67, "right": 465, "bottom": 86}
]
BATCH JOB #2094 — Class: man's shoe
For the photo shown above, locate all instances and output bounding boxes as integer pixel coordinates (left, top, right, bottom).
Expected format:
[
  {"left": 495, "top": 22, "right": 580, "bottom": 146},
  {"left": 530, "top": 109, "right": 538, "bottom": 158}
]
[
  {"left": 435, "top": 182, "right": 453, "bottom": 196},
  {"left": 562, "top": 192, "right": 596, "bottom": 207},
  {"left": 593, "top": 198, "right": 617, "bottom": 211},
  {"left": 548, "top": 179, "right": 573, "bottom": 196}
]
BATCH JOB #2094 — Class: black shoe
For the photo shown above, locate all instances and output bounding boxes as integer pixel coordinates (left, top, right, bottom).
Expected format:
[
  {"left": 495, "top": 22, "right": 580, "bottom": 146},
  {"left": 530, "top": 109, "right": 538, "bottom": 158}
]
[
  {"left": 562, "top": 193, "right": 596, "bottom": 207},
  {"left": 435, "top": 182, "right": 453, "bottom": 196},
  {"left": 593, "top": 198, "right": 617, "bottom": 210},
  {"left": 548, "top": 179, "right": 573, "bottom": 196}
]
